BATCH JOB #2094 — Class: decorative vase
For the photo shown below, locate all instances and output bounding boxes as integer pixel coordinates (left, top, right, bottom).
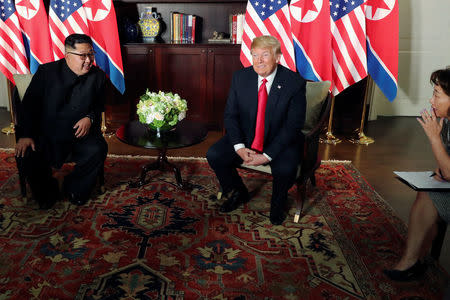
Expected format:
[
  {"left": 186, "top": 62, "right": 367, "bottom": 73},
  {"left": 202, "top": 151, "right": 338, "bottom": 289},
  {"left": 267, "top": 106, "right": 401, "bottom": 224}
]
[
  {"left": 148, "top": 124, "right": 176, "bottom": 138},
  {"left": 122, "top": 17, "right": 139, "bottom": 43},
  {"left": 138, "top": 7, "right": 161, "bottom": 43}
]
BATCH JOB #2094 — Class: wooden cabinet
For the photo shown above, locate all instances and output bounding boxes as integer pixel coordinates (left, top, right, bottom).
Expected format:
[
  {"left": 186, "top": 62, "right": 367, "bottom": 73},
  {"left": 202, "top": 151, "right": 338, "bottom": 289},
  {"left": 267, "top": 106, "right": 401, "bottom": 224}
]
[
  {"left": 106, "top": 0, "right": 246, "bottom": 130},
  {"left": 155, "top": 46, "right": 208, "bottom": 123},
  {"left": 118, "top": 44, "right": 241, "bottom": 129},
  {"left": 206, "top": 47, "right": 242, "bottom": 129}
]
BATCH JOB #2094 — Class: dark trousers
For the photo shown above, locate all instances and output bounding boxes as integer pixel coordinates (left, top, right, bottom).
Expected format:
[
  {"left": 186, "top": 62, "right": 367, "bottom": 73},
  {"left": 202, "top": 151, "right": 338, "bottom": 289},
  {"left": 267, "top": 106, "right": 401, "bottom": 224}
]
[
  {"left": 206, "top": 135, "right": 302, "bottom": 213},
  {"left": 16, "top": 134, "right": 107, "bottom": 204}
]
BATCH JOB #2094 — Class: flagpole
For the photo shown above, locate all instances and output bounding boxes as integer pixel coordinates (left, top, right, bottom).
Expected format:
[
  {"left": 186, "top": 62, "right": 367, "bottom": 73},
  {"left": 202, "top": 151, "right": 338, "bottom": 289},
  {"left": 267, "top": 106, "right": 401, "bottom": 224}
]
[
  {"left": 349, "top": 76, "right": 374, "bottom": 145},
  {"left": 2, "top": 80, "right": 15, "bottom": 135},
  {"left": 101, "top": 112, "right": 114, "bottom": 137},
  {"left": 320, "top": 95, "right": 341, "bottom": 144}
]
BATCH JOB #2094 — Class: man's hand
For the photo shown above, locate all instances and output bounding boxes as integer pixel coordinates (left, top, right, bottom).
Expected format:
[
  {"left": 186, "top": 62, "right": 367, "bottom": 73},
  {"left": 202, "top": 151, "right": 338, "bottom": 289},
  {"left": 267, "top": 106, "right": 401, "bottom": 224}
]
[
  {"left": 236, "top": 148, "right": 256, "bottom": 164},
  {"left": 15, "top": 137, "right": 35, "bottom": 157},
  {"left": 73, "top": 117, "right": 92, "bottom": 138},
  {"left": 246, "top": 153, "right": 270, "bottom": 166}
]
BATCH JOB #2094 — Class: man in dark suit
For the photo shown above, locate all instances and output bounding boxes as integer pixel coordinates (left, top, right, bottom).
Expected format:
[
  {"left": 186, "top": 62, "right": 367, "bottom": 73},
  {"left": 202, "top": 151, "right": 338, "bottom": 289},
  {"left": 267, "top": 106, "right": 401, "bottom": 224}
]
[
  {"left": 207, "top": 35, "right": 306, "bottom": 225},
  {"left": 14, "top": 33, "right": 107, "bottom": 209}
]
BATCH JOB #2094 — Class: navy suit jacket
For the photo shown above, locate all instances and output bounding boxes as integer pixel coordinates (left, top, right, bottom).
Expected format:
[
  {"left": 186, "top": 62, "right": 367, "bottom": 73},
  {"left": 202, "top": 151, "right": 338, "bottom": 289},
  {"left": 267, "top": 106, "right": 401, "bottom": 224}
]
[{"left": 224, "top": 65, "right": 306, "bottom": 160}]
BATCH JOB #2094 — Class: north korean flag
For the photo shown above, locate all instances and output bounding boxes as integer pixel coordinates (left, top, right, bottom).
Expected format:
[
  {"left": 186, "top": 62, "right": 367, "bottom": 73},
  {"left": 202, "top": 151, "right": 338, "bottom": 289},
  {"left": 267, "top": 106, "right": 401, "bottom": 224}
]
[
  {"left": 15, "top": 0, "right": 53, "bottom": 73},
  {"left": 366, "top": 0, "right": 398, "bottom": 101},
  {"left": 290, "top": 0, "right": 332, "bottom": 82},
  {"left": 83, "top": 0, "right": 125, "bottom": 94}
]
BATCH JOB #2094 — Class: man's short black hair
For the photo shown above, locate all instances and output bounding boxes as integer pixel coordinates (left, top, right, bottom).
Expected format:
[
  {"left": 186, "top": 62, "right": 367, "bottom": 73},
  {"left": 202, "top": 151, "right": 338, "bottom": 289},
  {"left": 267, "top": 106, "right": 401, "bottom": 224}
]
[{"left": 65, "top": 34, "right": 93, "bottom": 49}]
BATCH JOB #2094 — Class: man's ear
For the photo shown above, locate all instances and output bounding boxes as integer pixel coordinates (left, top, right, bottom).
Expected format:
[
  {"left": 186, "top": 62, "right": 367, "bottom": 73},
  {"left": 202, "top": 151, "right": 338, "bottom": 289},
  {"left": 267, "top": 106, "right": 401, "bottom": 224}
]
[{"left": 276, "top": 54, "right": 281, "bottom": 64}]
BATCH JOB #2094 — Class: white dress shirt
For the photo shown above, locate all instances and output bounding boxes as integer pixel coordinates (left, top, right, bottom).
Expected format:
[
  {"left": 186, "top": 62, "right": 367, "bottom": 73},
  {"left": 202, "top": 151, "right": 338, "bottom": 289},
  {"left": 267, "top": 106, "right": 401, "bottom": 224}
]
[{"left": 233, "top": 66, "right": 278, "bottom": 161}]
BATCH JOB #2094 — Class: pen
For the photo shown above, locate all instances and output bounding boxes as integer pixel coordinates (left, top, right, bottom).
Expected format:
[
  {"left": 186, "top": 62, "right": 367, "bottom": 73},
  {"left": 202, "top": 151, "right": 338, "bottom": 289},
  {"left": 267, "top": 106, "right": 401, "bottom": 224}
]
[{"left": 430, "top": 172, "right": 437, "bottom": 177}]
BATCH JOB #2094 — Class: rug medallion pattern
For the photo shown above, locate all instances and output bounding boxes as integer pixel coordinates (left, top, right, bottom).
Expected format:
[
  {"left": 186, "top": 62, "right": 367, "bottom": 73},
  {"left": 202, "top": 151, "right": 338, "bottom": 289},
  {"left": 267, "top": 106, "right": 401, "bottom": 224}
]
[{"left": 0, "top": 151, "right": 447, "bottom": 299}]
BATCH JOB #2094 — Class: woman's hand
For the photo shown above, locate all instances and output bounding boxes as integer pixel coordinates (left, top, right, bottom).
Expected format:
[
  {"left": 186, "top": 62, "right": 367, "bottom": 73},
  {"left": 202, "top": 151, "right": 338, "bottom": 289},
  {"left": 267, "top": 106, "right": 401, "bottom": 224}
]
[{"left": 416, "top": 108, "right": 443, "bottom": 143}]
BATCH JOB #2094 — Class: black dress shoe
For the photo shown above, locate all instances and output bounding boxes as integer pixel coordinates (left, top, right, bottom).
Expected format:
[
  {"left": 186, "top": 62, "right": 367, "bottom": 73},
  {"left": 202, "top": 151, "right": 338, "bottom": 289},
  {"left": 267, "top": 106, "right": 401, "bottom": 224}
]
[
  {"left": 38, "top": 197, "right": 57, "bottom": 210},
  {"left": 270, "top": 211, "right": 287, "bottom": 225},
  {"left": 383, "top": 260, "right": 426, "bottom": 281},
  {"left": 219, "top": 188, "right": 249, "bottom": 213},
  {"left": 68, "top": 193, "right": 88, "bottom": 206}
]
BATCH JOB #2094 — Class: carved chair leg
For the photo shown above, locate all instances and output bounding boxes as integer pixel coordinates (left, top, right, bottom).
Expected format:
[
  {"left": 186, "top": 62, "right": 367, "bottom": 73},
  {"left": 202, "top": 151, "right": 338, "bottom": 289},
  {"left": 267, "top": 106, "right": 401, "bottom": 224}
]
[
  {"left": 217, "top": 187, "right": 223, "bottom": 201},
  {"left": 19, "top": 172, "right": 27, "bottom": 200},
  {"left": 294, "top": 181, "right": 306, "bottom": 223},
  {"left": 98, "top": 168, "right": 106, "bottom": 195}
]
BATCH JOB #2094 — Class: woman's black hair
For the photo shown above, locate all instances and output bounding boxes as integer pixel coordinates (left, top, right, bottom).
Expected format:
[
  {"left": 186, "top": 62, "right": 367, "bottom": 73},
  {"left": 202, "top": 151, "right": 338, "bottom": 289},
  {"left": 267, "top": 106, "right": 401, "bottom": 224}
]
[{"left": 430, "top": 66, "right": 450, "bottom": 97}]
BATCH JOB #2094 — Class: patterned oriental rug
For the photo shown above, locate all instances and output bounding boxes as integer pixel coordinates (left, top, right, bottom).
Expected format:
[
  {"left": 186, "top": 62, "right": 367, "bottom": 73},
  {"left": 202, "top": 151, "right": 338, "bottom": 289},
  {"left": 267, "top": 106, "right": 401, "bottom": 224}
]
[{"left": 0, "top": 150, "right": 448, "bottom": 299}]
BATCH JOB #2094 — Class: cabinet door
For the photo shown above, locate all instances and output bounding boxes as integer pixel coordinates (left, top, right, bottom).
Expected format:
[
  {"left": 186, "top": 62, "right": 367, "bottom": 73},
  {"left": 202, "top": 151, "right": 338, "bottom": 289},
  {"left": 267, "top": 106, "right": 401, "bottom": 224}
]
[
  {"left": 124, "top": 45, "right": 155, "bottom": 119},
  {"left": 206, "top": 46, "right": 242, "bottom": 130},
  {"left": 155, "top": 47, "right": 207, "bottom": 122}
]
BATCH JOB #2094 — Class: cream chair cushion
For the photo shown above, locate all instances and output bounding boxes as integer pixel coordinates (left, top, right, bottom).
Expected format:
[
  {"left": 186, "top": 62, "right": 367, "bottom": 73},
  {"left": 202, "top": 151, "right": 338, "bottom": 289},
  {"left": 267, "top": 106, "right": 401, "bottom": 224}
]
[
  {"left": 302, "top": 81, "right": 331, "bottom": 135},
  {"left": 13, "top": 74, "right": 34, "bottom": 101}
]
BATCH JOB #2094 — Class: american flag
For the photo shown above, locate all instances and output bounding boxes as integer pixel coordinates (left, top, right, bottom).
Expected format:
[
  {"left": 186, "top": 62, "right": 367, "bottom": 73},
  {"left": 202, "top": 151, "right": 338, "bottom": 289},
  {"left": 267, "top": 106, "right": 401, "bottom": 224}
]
[
  {"left": 48, "top": 0, "right": 89, "bottom": 60},
  {"left": 240, "top": 0, "right": 296, "bottom": 71},
  {"left": 330, "top": 0, "right": 367, "bottom": 95},
  {"left": 0, "top": 0, "right": 30, "bottom": 83}
]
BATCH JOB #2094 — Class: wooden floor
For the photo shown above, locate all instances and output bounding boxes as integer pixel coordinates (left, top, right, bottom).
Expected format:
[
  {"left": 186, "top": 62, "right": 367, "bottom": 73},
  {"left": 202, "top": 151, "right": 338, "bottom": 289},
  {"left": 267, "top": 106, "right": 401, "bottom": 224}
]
[{"left": 0, "top": 109, "right": 448, "bottom": 274}]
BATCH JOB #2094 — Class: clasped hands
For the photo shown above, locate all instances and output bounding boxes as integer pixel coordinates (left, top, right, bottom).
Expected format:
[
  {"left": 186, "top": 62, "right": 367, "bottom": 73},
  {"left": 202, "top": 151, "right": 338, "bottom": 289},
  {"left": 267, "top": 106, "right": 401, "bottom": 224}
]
[
  {"left": 417, "top": 108, "right": 443, "bottom": 143},
  {"left": 236, "top": 148, "right": 269, "bottom": 166}
]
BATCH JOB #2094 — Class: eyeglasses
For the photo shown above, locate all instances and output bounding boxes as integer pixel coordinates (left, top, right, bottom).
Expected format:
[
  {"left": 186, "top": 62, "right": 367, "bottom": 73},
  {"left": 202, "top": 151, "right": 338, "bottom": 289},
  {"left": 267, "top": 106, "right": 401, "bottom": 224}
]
[{"left": 67, "top": 51, "right": 96, "bottom": 60}]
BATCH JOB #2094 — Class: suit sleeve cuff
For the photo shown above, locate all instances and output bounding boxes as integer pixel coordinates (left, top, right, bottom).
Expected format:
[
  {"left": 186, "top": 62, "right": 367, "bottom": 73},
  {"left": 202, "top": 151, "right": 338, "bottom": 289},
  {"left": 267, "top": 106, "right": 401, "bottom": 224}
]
[{"left": 263, "top": 153, "right": 272, "bottom": 161}]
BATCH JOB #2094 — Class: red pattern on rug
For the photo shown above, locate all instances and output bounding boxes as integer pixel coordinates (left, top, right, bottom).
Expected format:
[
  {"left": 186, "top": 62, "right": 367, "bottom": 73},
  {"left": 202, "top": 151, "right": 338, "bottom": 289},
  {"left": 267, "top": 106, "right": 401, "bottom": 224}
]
[{"left": 0, "top": 150, "right": 448, "bottom": 299}]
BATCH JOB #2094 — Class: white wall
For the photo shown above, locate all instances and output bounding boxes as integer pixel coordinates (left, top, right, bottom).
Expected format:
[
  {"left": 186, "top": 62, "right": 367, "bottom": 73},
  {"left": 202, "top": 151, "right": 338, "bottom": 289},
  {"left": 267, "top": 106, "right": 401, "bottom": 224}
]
[
  {"left": 371, "top": 0, "right": 450, "bottom": 117},
  {"left": 0, "top": 73, "right": 9, "bottom": 110}
]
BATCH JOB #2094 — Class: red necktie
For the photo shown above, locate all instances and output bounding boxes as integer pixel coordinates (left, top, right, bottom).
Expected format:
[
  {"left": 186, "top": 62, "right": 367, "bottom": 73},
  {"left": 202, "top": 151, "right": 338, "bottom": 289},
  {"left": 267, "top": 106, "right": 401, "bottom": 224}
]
[{"left": 251, "top": 78, "right": 268, "bottom": 152}]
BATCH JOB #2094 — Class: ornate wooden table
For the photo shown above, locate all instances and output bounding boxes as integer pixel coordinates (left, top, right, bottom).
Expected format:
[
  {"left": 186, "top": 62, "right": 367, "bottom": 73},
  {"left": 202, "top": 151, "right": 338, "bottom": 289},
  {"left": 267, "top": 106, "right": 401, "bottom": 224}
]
[{"left": 116, "top": 120, "right": 208, "bottom": 188}]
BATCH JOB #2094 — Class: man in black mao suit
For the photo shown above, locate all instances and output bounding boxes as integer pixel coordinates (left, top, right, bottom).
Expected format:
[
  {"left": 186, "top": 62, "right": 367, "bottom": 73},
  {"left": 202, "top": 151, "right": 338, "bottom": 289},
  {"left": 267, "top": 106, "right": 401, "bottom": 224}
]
[
  {"left": 207, "top": 36, "right": 306, "bottom": 225},
  {"left": 14, "top": 34, "right": 108, "bottom": 209}
]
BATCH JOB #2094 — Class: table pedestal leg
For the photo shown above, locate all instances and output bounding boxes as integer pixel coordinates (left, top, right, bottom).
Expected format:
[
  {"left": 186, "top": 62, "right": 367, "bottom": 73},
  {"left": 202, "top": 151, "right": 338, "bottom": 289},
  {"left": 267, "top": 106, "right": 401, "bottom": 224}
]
[{"left": 129, "top": 148, "right": 185, "bottom": 188}]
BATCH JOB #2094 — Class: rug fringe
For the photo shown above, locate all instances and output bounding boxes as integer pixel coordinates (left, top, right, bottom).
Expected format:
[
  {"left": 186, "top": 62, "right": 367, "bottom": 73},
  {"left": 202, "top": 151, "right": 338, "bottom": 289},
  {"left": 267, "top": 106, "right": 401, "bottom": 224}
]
[
  {"left": 1, "top": 148, "right": 349, "bottom": 163},
  {"left": 0, "top": 148, "right": 207, "bottom": 160},
  {"left": 321, "top": 159, "right": 352, "bottom": 164},
  {"left": 107, "top": 154, "right": 207, "bottom": 161}
]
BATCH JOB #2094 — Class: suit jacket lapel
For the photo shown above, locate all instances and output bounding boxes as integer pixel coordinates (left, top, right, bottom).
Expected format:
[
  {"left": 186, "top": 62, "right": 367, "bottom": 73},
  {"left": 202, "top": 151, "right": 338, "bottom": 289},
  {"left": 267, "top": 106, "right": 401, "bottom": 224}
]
[
  {"left": 248, "top": 72, "right": 259, "bottom": 136},
  {"left": 264, "top": 67, "right": 282, "bottom": 138}
]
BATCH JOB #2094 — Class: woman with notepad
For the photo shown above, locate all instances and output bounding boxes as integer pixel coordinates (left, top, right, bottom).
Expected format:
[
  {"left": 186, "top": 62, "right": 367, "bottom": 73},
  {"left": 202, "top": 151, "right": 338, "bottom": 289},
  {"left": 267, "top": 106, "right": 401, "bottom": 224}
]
[{"left": 384, "top": 67, "right": 450, "bottom": 282}]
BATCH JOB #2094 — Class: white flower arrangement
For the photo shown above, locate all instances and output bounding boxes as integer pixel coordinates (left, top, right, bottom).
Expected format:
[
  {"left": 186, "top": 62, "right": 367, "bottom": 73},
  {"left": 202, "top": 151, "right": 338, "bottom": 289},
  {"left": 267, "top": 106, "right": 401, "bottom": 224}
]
[{"left": 137, "top": 90, "right": 188, "bottom": 131}]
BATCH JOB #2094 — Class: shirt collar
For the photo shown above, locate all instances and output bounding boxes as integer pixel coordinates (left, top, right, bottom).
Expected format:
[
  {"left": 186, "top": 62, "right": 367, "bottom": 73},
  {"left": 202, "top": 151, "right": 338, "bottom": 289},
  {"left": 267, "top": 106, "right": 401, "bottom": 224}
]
[{"left": 258, "top": 65, "right": 278, "bottom": 85}]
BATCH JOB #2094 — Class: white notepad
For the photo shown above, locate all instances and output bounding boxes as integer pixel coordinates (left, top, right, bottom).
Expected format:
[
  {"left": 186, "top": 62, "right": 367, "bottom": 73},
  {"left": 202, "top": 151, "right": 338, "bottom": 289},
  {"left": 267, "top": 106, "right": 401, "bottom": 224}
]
[{"left": 394, "top": 171, "right": 450, "bottom": 190}]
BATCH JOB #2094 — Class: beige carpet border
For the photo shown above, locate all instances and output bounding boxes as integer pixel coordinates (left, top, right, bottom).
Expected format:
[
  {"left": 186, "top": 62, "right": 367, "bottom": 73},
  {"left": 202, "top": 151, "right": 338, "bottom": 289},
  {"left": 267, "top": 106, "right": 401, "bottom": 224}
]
[{"left": 1, "top": 148, "right": 351, "bottom": 164}]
